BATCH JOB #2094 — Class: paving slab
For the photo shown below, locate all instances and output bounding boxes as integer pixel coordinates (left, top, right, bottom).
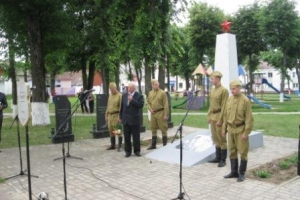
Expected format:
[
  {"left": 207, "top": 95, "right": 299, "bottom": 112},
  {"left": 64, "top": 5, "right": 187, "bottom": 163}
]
[{"left": 0, "top": 125, "right": 299, "bottom": 200}]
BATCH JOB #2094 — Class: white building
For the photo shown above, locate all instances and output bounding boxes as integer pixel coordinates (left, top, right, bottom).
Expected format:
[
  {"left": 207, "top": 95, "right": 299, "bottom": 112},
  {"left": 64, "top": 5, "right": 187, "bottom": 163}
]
[{"left": 253, "top": 62, "right": 298, "bottom": 93}]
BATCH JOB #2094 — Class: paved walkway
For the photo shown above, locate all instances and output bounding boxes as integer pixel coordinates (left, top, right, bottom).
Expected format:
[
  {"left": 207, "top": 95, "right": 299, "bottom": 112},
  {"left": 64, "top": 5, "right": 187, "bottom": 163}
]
[{"left": 0, "top": 125, "right": 299, "bottom": 200}]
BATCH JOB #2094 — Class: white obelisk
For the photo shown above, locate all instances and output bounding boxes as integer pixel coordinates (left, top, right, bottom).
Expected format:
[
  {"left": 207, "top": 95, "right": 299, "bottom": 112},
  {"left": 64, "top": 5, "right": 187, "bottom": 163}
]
[{"left": 214, "top": 33, "right": 239, "bottom": 91}]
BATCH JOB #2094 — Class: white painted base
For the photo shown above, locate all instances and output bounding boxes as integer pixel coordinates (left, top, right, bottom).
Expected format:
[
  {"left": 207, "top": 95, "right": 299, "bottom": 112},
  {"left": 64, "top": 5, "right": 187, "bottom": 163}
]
[{"left": 31, "top": 102, "right": 50, "bottom": 125}]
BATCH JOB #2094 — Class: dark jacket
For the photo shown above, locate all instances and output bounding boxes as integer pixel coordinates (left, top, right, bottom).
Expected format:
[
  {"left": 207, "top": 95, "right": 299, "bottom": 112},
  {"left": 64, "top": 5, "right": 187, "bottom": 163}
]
[
  {"left": 0, "top": 92, "right": 8, "bottom": 117},
  {"left": 120, "top": 91, "right": 144, "bottom": 126}
]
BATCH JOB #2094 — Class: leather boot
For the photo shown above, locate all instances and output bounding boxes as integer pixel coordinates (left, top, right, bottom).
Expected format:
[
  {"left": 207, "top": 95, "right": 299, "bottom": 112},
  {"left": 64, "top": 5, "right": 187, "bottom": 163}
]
[
  {"left": 218, "top": 149, "right": 227, "bottom": 167},
  {"left": 162, "top": 136, "right": 167, "bottom": 146},
  {"left": 237, "top": 159, "right": 247, "bottom": 182},
  {"left": 147, "top": 136, "right": 157, "bottom": 150},
  {"left": 208, "top": 146, "right": 221, "bottom": 163},
  {"left": 224, "top": 159, "right": 239, "bottom": 178},
  {"left": 118, "top": 137, "right": 123, "bottom": 152},
  {"left": 106, "top": 137, "right": 116, "bottom": 150}
]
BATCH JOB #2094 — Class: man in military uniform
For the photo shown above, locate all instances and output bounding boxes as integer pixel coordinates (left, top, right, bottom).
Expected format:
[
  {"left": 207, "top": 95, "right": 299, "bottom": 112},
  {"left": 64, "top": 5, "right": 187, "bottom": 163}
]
[
  {"left": 222, "top": 80, "right": 254, "bottom": 182},
  {"left": 105, "top": 83, "right": 122, "bottom": 151},
  {"left": 147, "top": 79, "right": 169, "bottom": 150},
  {"left": 207, "top": 71, "right": 229, "bottom": 167}
]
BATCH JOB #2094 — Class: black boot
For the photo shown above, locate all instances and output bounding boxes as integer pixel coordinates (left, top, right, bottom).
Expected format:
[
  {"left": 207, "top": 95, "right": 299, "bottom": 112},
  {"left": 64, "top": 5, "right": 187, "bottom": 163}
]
[
  {"left": 118, "top": 137, "right": 123, "bottom": 152},
  {"left": 237, "top": 159, "right": 247, "bottom": 182},
  {"left": 147, "top": 136, "right": 157, "bottom": 150},
  {"left": 106, "top": 137, "right": 116, "bottom": 150},
  {"left": 208, "top": 146, "right": 221, "bottom": 163},
  {"left": 224, "top": 159, "right": 239, "bottom": 178},
  {"left": 218, "top": 149, "right": 227, "bottom": 167},
  {"left": 162, "top": 136, "right": 167, "bottom": 146}
]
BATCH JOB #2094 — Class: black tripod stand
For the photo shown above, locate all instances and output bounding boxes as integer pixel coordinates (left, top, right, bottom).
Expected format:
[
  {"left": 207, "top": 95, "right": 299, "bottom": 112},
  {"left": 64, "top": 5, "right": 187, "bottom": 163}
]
[
  {"left": 171, "top": 91, "right": 199, "bottom": 200},
  {"left": 51, "top": 91, "right": 92, "bottom": 200},
  {"left": 53, "top": 123, "right": 83, "bottom": 161},
  {"left": 5, "top": 115, "right": 39, "bottom": 180},
  {"left": 53, "top": 141, "right": 83, "bottom": 161}
]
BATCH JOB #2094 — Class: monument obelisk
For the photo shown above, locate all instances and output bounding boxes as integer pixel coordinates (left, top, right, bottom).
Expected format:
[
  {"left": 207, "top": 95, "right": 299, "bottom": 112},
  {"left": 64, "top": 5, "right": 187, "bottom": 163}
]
[{"left": 214, "top": 20, "right": 239, "bottom": 90}]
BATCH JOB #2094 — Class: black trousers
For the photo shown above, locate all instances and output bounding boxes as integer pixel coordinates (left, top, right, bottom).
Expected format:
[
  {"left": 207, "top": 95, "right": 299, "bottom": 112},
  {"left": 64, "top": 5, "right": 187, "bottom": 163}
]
[
  {"left": 0, "top": 117, "right": 2, "bottom": 142},
  {"left": 123, "top": 124, "right": 140, "bottom": 155},
  {"left": 89, "top": 101, "right": 94, "bottom": 113},
  {"left": 80, "top": 101, "right": 88, "bottom": 113}
]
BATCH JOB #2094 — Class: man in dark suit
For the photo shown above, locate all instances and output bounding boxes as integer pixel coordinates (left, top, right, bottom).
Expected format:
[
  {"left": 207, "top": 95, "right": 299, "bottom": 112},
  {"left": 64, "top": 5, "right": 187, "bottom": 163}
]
[
  {"left": 0, "top": 91, "right": 8, "bottom": 153},
  {"left": 119, "top": 82, "right": 144, "bottom": 157}
]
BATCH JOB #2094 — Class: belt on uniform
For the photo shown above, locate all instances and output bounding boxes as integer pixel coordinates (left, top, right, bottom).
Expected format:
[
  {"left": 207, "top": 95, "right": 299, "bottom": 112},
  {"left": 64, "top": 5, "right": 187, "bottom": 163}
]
[
  {"left": 211, "top": 108, "right": 221, "bottom": 114},
  {"left": 228, "top": 122, "right": 245, "bottom": 128},
  {"left": 108, "top": 111, "right": 119, "bottom": 115},
  {"left": 154, "top": 108, "right": 164, "bottom": 113}
]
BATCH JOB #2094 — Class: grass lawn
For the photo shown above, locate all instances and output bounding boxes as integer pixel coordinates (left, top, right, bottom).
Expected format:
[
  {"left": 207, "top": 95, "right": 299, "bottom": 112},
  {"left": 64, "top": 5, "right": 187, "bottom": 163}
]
[{"left": 0, "top": 93, "right": 299, "bottom": 150}]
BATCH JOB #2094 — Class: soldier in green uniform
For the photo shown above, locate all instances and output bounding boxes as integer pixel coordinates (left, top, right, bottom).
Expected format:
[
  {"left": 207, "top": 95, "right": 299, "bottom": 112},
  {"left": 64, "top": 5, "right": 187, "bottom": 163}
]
[
  {"left": 207, "top": 71, "right": 229, "bottom": 167},
  {"left": 105, "top": 83, "right": 123, "bottom": 151},
  {"left": 222, "top": 80, "right": 254, "bottom": 182},
  {"left": 147, "top": 79, "right": 169, "bottom": 150}
]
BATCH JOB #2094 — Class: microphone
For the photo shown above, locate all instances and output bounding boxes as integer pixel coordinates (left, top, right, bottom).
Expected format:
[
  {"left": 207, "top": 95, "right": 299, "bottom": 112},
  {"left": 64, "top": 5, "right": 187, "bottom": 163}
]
[
  {"left": 193, "top": 90, "right": 200, "bottom": 93},
  {"left": 84, "top": 89, "right": 95, "bottom": 93}
]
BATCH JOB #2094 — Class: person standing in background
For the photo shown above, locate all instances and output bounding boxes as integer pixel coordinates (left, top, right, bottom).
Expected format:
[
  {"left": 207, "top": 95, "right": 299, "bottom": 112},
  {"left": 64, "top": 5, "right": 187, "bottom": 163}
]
[
  {"left": 78, "top": 88, "right": 88, "bottom": 113},
  {"left": 0, "top": 91, "right": 8, "bottom": 153},
  {"left": 88, "top": 92, "right": 95, "bottom": 114}
]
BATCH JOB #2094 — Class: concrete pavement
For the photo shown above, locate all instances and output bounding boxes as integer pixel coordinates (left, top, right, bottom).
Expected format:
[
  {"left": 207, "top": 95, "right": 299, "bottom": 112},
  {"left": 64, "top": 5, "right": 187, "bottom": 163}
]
[{"left": 0, "top": 125, "right": 299, "bottom": 200}]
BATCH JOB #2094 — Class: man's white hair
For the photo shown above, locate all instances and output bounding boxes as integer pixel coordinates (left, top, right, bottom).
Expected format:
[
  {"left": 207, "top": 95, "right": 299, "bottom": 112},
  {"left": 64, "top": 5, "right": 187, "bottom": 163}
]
[{"left": 127, "top": 81, "right": 137, "bottom": 89}]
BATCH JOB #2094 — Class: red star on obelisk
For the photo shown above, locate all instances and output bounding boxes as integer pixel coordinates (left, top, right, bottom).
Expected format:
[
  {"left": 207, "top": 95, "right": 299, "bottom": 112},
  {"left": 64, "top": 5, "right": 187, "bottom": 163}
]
[{"left": 221, "top": 20, "right": 232, "bottom": 33}]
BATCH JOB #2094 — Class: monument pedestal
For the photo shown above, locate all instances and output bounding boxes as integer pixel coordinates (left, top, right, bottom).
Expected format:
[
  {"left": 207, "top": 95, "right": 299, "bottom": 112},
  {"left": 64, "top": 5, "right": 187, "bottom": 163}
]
[{"left": 146, "top": 129, "right": 264, "bottom": 167}]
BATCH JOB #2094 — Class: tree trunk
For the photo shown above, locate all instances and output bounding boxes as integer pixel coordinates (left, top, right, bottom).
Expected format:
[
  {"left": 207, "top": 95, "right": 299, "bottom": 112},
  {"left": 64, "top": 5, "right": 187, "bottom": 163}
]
[
  {"left": 114, "top": 63, "right": 120, "bottom": 91},
  {"left": 166, "top": 55, "right": 170, "bottom": 92},
  {"left": 296, "top": 64, "right": 300, "bottom": 92},
  {"left": 50, "top": 71, "right": 56, "bottom": 91},
  {"left": 81, "top": 56, "right": 88, "bottom": 90},
  {"left": 27, "top": 14, "right": 50, "bottom": 125},
  {"left": 8, "top": 37, "right": 17, "bottom": 117},
  {"left": 185, "top": 77, "right": 190, "bottom": 91},
  {"left": 144, "top": 56, "right": 152, "bottom": 97},
  {"left": 128, "top": 60, "right": 133, "bottom": 81},
  {"left": 87, "top": 60, "right": 96, "bottom": 90},
  {"left": 151, "top": 65, "right": 155, "bottom": 79},
  {"left": 134, "top": 62, "right": 142, "bottom": 93},
  {"left": 101, "top": 66, "right": 109, "bottom": 94},
  {"left": 158, "top": 63, "right": 165, "bottom": 90}
]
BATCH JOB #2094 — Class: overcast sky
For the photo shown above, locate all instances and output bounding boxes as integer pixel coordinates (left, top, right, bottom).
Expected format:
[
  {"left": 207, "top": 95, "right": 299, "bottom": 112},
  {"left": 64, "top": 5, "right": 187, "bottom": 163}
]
[
  {"left": 177, "top": 0, "right": 300, "bottom": 25},
  {"left": 191, "top": 0, "right": 300, "bottom": 14}
]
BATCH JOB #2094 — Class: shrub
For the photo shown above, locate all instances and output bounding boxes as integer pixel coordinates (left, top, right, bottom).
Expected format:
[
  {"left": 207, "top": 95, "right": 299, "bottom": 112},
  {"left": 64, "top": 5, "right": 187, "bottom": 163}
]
[
  {"left": 279, "top": 160, "right": 291, "bottom": 170},
  {"left": 256, "top": 170, "right": 271, "bottom": 178}
]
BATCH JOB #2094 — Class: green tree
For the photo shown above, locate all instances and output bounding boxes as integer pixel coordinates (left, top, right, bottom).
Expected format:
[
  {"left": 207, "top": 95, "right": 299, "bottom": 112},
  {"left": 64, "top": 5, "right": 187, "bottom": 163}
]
[
  {"left": 0, "top": 0, "right": 73, "bottom": 125},
  {"left": 231, "top": 3, "right": 265, "bottom": 94},
  {"left": 187, "top": 2, "right": 224, "bottom": 67},
  {"left": 259, "top": 0, "right": 299, "bottom": 101}
]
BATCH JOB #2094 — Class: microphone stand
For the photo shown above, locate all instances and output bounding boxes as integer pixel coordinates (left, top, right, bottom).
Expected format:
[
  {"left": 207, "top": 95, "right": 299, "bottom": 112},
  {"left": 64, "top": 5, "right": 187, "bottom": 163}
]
[
  {"left": 51, "top": 93, "right": 90, "bottom": 200},
  {"left": 5, "top": 115, "right": 38, "bottom": 180},
  {"left": 171, "top": 91, "right": 199, "bottom": 200}
]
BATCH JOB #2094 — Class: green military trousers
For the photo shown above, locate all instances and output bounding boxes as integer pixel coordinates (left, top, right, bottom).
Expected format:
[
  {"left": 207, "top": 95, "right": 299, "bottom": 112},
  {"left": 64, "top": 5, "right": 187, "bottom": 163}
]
[
  {"left": 150, "top": 111, "right": 168, "bottom": 137},
  {"left": 228, "top": 132, "right": 249, "bottom": 160},
  {"left": 210, "top": 120, "right": 227, "bottom": 149}
]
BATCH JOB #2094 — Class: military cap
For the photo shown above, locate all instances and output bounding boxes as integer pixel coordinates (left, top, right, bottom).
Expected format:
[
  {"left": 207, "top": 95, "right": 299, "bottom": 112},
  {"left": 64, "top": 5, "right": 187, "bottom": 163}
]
[
  {"left": 109, "top": 82, "right": 117, "bottom": 89},
  {"left": 230, "top": 80, "right": 242, "bottom": 87},
  {"left": 210, "top": 71, "right": 222, "bottom": 78}
]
